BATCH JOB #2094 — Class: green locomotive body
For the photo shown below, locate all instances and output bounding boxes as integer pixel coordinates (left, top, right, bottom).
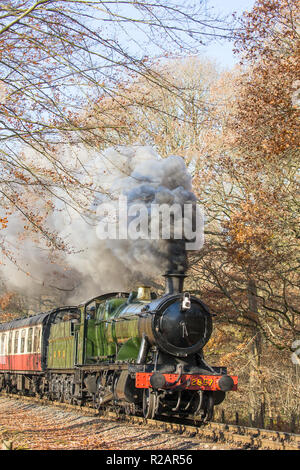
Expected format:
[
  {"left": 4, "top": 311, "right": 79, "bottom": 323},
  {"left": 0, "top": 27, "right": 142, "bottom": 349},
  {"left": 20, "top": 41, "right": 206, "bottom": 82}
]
[
  {"left": 47, "top": 290, "right": 150, "bottom": 369},
  {"left": 48, "top": 318, "right": 76, "bottom": 369}
]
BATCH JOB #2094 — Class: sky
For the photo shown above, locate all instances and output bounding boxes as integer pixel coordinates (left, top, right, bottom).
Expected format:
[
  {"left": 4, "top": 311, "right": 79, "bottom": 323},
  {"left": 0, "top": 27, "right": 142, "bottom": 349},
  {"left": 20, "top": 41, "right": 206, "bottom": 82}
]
[
  {"left": 203, "top": 0, "right": 256, "bottom": 68},
  {"left": 79, "top": 1, "right": 258, "bottom": 74}
]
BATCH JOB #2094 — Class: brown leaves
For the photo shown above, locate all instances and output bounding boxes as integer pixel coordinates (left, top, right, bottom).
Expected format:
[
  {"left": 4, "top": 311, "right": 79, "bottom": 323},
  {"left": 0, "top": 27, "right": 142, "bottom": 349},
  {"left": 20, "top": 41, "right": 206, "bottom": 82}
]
[
  {"left": 0, "top": 292, "right": 14, "bottom": 310},
  {"left": 188, "top": 1, "right": 300, "bottom": 349},
  {"left": 0, "top": 217, "right": 8, "bottom": 229},
  {"left": 230, "top": 0, "right": 300, "bottom": 160}
]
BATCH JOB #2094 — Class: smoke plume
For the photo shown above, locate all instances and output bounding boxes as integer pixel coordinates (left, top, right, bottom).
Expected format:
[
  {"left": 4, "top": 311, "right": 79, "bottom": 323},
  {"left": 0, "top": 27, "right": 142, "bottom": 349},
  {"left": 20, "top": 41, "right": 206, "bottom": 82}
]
[{"left": 1, "top": 145, "right": 198, "bottom": 305}]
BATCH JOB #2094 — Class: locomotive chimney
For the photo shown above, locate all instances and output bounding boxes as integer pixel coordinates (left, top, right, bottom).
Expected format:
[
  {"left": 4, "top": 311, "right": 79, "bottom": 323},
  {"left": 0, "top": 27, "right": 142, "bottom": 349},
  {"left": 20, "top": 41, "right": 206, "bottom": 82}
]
[{"left": 163, "top": 272, "right": 186, "bottom": 295}]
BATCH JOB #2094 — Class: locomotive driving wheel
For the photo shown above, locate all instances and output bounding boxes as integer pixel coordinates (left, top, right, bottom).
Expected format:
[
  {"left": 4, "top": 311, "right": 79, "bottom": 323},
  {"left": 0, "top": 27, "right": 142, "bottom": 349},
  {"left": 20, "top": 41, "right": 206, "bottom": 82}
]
[{"left": 142, "top": 389, "right": 159, "bottom": 419}]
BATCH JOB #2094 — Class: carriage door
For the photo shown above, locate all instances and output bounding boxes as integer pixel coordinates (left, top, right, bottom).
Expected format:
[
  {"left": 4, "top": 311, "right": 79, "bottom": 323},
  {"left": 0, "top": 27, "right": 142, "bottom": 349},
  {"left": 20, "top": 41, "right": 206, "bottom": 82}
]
[{"left": 8, "top": 332, "right": 12, "bottom": 370}]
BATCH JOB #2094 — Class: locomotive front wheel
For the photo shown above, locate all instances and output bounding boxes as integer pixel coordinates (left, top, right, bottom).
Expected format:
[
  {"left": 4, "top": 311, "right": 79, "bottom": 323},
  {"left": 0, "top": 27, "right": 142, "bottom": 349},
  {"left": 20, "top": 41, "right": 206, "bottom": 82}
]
[{"left": 143, "top": 389, "right": 158, "bottom": 419}]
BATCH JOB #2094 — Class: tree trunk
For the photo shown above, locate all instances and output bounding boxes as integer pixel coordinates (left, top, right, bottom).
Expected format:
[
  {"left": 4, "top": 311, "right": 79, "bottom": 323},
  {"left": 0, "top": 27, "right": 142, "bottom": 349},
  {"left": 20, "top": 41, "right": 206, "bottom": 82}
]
[{"left": 248, "top": 279, "right": 263, "bottom": 426}]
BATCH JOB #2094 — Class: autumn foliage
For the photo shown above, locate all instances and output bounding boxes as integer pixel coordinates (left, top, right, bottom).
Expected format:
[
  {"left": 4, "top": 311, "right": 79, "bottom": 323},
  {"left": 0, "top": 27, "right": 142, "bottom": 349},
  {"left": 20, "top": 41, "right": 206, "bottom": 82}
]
[
  {"left": 232, "top": 0, "right": 299, "bottom": 159},
  {"left": 0, "top": 0, "right": 298, "bottom": 436},
  {"left": 185, "top": 0, "right": 300, "bottom": 361}
]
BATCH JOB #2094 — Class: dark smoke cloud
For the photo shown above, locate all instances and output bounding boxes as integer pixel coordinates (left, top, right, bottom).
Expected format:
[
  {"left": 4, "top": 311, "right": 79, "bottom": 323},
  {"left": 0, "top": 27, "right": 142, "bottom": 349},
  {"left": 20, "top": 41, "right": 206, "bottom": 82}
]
[{"left": 1, "top": 145, "right": 199, "bottom": 304}]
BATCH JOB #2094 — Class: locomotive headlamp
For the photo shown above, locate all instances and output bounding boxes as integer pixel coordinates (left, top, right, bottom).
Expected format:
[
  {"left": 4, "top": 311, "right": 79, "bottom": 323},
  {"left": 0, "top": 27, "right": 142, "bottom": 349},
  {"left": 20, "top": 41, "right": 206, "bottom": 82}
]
[{"left": 181, "top": 292, "right": 191, "bottom": 311}]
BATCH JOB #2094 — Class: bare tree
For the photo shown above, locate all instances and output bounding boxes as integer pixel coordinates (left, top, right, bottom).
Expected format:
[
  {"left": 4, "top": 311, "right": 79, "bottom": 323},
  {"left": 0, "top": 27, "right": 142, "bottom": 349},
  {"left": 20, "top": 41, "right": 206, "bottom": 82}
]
[{"left": 0, "top": 1, "right": 234, "bottom": 249}]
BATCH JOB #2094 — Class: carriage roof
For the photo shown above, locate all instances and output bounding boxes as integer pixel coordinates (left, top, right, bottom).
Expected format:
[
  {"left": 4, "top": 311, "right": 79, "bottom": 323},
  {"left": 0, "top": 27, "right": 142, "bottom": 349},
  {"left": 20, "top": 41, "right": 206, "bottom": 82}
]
[{"left": 0, "top": 306, "right": 78, "bottom": 332}]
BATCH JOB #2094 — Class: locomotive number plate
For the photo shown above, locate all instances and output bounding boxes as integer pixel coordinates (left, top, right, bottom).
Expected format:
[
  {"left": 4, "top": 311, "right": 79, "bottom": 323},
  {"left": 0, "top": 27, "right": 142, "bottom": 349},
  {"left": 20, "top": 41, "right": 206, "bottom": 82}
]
[
  {"left": 135, "top": 373, "right": 238, "bottom": 391},
  {"left": 190, "top": 377, "right": 214, "bottom": 387}
]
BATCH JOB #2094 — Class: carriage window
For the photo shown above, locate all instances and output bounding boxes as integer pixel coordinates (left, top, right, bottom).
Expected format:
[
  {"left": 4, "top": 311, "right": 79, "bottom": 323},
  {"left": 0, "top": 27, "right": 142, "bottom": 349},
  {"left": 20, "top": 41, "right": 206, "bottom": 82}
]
[
  {"left": 27, "top": 328, "right": 33, "bottom": 353},
  {"left": 0, "top": 334, "right": 5, "bottom": 355},
  {"left": 33, "top": 328, "right": 41, "bottom": 353},
  {"left": 8, "top": 332, "right": 12, "bottom": 354},
  {"left": 20, "top": 329, "right": 26, "bottom": 353},
  {"left": 14, "top": 331, "right": 19, "bottom": 354}
]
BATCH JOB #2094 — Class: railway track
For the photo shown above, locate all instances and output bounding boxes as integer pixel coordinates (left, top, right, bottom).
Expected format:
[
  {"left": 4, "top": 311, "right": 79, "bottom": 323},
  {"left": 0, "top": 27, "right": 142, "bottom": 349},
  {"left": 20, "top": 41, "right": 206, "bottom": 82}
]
[{"left": 1, "top": 392, "right": 299, "bottom": 450}]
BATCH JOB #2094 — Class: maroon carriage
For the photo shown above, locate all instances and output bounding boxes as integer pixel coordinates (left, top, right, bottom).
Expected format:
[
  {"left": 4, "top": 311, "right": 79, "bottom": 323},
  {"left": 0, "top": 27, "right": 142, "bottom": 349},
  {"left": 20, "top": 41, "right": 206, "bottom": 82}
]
[{"left": 0, "top": 312, "right": 51, "bottom": 373}]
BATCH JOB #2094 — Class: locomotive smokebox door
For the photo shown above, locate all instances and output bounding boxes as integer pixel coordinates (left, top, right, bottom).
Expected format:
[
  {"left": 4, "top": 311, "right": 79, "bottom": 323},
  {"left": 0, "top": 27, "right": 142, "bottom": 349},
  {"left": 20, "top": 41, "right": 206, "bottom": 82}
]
[{"left": 152, "top": 296, "right": 212, "bottom": 357}]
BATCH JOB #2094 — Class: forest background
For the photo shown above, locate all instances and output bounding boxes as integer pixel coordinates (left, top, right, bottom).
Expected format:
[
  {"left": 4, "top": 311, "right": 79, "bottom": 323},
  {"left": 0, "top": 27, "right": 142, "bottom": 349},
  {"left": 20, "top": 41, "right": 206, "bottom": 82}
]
[{"left": 0, "top": 0, "right": 299, "bottom": 430}]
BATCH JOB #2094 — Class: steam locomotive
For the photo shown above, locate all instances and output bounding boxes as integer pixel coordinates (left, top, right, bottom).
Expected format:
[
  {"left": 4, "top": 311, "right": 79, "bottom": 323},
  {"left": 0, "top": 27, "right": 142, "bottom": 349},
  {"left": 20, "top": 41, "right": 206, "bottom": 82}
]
[{"left": 0, "top": 273, "right": 237, "bottom": 421}]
